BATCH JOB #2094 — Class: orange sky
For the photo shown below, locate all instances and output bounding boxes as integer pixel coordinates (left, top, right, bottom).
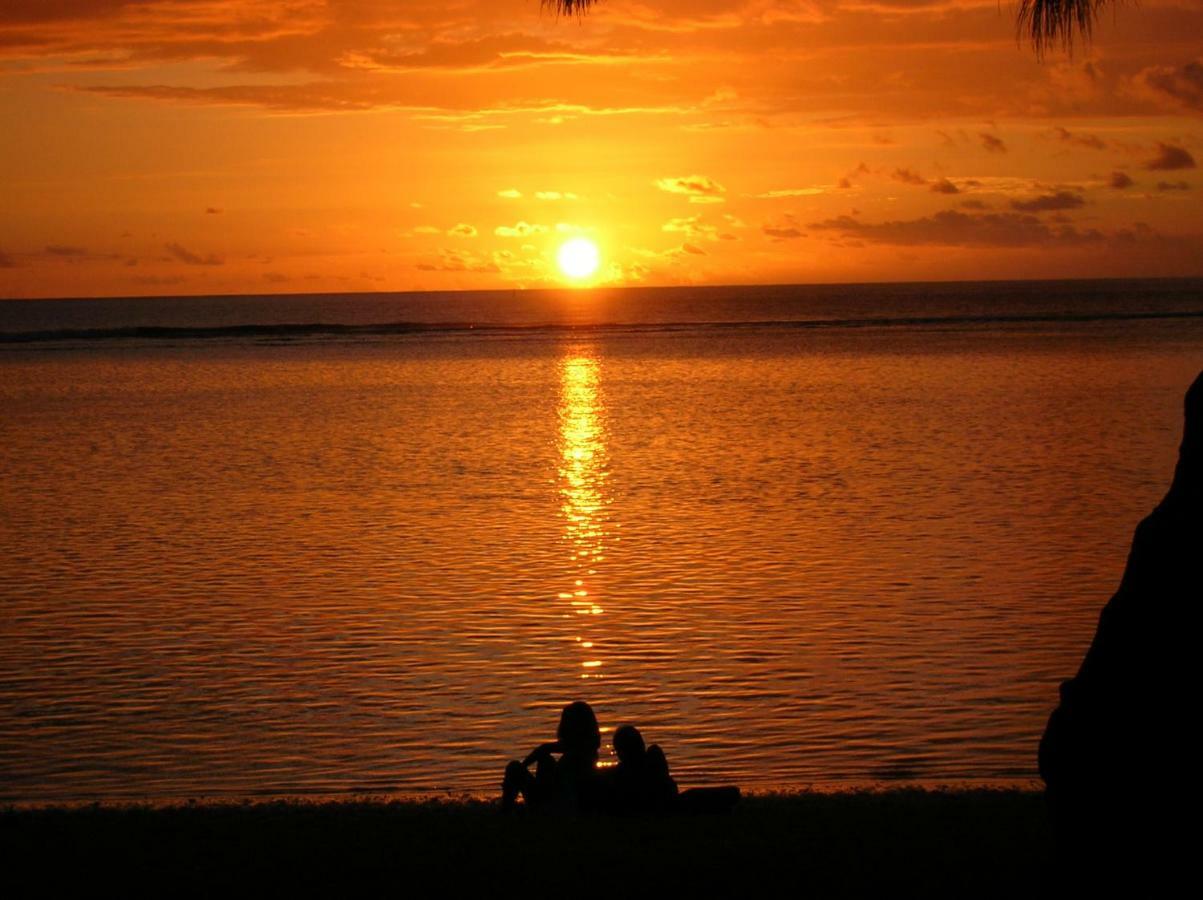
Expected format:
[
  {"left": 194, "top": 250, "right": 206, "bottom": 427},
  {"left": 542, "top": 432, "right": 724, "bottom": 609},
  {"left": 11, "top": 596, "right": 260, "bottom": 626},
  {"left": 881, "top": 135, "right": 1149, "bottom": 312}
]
[{"left": 1, "top": 1, "right": 1201, "bottom": 298}]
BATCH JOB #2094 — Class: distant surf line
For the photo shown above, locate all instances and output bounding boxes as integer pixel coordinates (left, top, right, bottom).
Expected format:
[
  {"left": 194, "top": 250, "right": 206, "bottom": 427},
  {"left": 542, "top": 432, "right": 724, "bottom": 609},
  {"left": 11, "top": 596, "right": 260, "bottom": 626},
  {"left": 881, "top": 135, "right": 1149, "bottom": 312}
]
[{"left": 4, "top": 308, "right": 1203, "bottom": 345}]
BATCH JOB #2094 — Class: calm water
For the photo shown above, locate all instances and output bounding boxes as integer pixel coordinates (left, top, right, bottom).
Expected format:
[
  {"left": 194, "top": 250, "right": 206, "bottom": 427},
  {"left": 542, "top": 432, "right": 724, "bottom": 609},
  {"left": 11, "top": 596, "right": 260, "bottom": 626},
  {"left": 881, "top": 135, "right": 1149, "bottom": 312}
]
[{"left": 2, "top": 280, "right": 1202, "bottom": 804}]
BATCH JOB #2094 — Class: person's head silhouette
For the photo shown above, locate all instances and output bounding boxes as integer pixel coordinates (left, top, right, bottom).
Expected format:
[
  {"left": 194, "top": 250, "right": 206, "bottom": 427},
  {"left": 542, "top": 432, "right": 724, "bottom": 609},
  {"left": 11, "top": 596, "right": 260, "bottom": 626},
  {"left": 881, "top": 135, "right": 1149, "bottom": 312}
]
[
  {"left": 613, "top": 725, "right": 645, "bottom": 764},
  {"left": 557, "top": 701, "right": 601, "bottom": 760}
]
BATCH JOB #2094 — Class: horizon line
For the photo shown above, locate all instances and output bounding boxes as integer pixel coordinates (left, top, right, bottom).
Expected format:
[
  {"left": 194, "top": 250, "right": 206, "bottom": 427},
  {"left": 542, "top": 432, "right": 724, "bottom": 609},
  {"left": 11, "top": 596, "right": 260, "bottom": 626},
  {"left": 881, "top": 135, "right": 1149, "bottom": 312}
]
[{"left": 3, "top": 273, "right": 1202, "bottom": 305}]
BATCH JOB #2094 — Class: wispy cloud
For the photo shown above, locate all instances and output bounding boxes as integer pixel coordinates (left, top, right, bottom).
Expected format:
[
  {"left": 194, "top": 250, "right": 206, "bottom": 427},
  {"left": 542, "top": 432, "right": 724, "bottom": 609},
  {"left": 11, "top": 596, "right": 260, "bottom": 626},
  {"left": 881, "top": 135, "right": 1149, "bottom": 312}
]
[
  {"left": 494, "top": 222, "right": 548, "bottom": 238},
  {"left": 891, "top": 167, "right": 927, "bottom": 186},
  {"left": 979, "top": 132, "right": 1007, "bottom": 154},
  {"left": 656, "top": 175, "right": 726, "bottom": 202},
  {"left": 1010, "top": 190, "right": 1085, "bottom": 212},
  {"left": 762, "top": 214, "right": 805, "bottom": 241},
  {"left": 1144, "top": 143, "right": 1196, "bottom": 171},
  {"left": 810, "top": 210, "right": 1106, "bottom": 248},
  {"left": 1053, "top": 127, "right": 1105, "bottom": 150},
  {"left": 165, "top": 241, "right": 222, "bottom": 265},
  {"left": 1132, "top": 59, "right": 1203, "bottom": 113}
]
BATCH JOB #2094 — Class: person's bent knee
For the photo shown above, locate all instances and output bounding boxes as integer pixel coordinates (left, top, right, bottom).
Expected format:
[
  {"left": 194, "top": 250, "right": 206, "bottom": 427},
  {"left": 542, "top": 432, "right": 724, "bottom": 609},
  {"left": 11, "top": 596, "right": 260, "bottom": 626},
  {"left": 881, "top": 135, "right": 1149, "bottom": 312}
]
[{"left": 504, "top": 760, "right": 526, "bottom": 783}]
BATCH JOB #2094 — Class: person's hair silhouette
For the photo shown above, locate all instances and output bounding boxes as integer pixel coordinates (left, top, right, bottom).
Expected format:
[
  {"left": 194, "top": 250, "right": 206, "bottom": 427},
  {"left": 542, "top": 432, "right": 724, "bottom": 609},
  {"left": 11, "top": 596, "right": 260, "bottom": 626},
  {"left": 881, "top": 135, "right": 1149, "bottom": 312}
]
[
  {"left": 558, "top": 700, "right": 601, "bottom": 760},
  {"left": 612, "top": 724, "right": 644, "bottom": 763}
]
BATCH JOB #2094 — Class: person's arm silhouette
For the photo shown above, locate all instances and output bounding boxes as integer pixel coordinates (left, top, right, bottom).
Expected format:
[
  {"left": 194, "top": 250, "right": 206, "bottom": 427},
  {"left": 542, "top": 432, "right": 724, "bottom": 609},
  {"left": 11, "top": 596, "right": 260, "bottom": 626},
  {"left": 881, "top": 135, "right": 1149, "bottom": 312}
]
[{"left": 522, "top": 741, "right": 562, "bottom": 768}]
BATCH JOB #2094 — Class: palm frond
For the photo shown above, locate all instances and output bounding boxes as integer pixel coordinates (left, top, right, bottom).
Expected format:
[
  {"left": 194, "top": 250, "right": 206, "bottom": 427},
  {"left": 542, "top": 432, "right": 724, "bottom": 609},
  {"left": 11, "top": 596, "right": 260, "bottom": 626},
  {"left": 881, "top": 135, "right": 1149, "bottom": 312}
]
[
  {"left": 1018, "top": 0, "right": 1112, "bottom": 55},
  {"left": 542, "top": 0, "right": 1111, "bottom": 57},
  {"left": 542, "top": 0, "right": 599, "bottom": 16}
]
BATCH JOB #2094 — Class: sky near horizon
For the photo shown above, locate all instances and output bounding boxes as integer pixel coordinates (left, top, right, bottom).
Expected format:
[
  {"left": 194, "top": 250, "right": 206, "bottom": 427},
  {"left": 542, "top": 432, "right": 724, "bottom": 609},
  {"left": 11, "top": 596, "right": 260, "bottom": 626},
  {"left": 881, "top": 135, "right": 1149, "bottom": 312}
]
[{"left": 1, "top": 0, "right": 1201, "bottom": 298}]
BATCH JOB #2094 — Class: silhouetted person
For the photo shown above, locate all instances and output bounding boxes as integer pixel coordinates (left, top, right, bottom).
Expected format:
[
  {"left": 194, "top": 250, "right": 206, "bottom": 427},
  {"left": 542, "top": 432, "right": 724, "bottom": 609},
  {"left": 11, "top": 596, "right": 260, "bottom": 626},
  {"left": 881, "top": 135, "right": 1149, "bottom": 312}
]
[
  {"left": 606, "top": 725, "right": 678, "bottom": 813},
  {"left": 1039, "top": 369, "right": 1202, "bottom": 885},
  {"left": 501, "top": 701, "right": 601, "bottom": 814}
]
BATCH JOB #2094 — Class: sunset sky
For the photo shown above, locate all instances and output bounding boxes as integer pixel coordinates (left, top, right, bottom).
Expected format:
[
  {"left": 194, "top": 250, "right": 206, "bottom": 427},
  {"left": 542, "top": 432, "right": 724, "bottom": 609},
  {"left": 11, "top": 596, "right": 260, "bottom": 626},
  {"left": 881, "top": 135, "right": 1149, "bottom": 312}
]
[{"left": 1, "top": 0, "right": 1201, "bottom": 298}]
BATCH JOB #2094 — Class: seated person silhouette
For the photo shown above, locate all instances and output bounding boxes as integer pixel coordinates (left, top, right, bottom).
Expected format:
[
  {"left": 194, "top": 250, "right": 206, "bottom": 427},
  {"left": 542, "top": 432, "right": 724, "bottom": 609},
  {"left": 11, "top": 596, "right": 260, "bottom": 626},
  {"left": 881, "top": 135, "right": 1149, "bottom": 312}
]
[
  {"left": 501, "top": 701, "right": 601, "bottom": 814},
  {"left": 606, "top": 725, "right": 678, "bottom": 813}
]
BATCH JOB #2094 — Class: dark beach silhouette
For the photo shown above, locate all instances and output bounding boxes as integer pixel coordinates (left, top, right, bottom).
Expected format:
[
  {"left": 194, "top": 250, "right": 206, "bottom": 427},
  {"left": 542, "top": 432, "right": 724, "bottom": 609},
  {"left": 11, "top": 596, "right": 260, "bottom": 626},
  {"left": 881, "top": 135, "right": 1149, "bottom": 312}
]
[
  {"left": 1039, "top": 368, "right": 1201, "bottom": 878},
  {"left": 501, "top": 703, "right": 739, "bottom": 815}
]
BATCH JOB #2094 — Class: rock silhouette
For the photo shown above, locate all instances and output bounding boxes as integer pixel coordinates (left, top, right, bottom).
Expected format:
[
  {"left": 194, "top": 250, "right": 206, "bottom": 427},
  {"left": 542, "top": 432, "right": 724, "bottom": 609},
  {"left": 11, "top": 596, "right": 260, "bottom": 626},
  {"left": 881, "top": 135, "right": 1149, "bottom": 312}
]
[{"left": 1039, "top": 369, "right": 1201, "bottom": 876}]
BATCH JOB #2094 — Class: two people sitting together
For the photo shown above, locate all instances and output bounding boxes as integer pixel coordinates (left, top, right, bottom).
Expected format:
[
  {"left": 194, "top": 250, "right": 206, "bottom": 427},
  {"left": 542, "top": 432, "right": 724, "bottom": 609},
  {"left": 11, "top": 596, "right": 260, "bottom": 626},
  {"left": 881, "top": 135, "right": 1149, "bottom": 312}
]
[{"left": 501, "top": 701, "right": 678, "bottom": 815}]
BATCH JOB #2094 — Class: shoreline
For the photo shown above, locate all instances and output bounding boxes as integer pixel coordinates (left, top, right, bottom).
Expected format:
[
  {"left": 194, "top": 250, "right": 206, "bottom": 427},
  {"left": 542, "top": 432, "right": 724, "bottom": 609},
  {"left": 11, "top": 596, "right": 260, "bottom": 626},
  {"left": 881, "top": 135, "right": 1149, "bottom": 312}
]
[
  {"left": 4, "top": 788, "right": 1052, "bottom": 896},
  {"left": 0, "top": 779, "right": 1046, "bottom": 812}
]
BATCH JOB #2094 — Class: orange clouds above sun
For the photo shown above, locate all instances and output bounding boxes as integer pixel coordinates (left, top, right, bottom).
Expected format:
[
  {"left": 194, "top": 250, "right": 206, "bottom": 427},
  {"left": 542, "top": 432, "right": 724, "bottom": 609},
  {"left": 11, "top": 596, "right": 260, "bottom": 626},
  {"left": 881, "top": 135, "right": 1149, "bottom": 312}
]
[{"left": 0, "top": 0, "right": 1201, "bottom": 297}]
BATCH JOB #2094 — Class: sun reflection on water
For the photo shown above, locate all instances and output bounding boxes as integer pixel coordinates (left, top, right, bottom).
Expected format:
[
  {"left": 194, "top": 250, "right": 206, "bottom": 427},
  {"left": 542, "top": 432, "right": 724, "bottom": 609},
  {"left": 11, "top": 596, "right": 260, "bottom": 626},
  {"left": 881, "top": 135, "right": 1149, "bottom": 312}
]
[{"left": 558, "top": 352, "right": 611, "bottom": 678}]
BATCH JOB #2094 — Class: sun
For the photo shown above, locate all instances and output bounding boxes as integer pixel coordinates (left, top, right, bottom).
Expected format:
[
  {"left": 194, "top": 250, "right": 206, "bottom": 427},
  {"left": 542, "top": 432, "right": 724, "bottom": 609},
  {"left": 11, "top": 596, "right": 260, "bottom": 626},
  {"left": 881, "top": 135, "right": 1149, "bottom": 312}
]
[{"left": 557, "top": 237, "right": 600, "bottom": 280}]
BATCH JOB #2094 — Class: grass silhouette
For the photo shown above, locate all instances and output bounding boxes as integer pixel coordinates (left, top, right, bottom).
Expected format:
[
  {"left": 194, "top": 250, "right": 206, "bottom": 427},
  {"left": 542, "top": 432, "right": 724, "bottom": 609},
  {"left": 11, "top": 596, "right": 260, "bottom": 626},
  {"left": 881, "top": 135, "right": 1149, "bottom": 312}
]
[{"left": 4, "top": 789, "right": 1050, "bottom": 897}]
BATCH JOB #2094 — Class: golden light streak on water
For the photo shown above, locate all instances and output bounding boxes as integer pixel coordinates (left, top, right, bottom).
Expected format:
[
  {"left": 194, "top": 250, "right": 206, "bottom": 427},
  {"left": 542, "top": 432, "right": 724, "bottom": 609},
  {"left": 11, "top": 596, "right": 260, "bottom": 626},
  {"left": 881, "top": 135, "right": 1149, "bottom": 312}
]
[{"left": 558, "top": 353, "right": 611, "bottom": 677}]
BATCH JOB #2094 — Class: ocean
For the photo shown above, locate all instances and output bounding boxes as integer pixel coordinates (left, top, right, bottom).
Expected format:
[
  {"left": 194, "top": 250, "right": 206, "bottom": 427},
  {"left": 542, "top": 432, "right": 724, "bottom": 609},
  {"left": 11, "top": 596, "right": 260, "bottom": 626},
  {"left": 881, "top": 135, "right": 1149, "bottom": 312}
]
[{"left": 2, "top": 278, "right": 1201, "bottom": 804}]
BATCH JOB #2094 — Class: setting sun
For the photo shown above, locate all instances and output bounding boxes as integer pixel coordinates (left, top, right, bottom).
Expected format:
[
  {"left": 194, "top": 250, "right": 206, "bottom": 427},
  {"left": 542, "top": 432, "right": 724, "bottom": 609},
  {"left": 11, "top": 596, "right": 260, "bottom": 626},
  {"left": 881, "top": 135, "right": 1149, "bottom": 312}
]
[{"left": 557, "top": 238, "right": 600, "bottom": 280}]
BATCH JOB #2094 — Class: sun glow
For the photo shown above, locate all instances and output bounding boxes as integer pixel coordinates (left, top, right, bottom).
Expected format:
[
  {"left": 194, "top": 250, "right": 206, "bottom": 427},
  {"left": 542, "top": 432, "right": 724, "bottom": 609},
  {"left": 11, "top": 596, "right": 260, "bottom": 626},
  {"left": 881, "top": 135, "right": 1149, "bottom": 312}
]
[{"left": 557, "top": 238, "right": 600, "bottom": 280}]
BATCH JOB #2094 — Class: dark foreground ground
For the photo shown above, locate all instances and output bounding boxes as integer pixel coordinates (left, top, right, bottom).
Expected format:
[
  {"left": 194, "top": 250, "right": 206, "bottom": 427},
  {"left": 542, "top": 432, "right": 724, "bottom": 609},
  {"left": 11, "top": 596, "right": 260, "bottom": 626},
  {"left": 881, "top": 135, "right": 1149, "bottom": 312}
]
[{"left": 3, "top": 789, "right": 1051, "bottom": 898}]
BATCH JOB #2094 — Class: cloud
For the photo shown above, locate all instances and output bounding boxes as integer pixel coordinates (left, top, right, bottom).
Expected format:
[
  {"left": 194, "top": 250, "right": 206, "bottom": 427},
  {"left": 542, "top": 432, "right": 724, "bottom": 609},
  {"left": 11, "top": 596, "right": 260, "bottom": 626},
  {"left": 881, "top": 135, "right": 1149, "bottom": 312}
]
[
  {"left": 930, "top": 178, "right": 959, "bottom": 195},
  {"left": 411, "top": 225, "right": 442, "bottom": 235},
  {"left": 681, "top": 243, "right": 707, "bottom": 255},
  {"left": 960, "top": 199, "right": 990, "bottom": 210},
  {"left": 0, "top": 6, "right": 647, "bottom": 80},
  {"left": 662, "top": 215, "right": 719, "bottom": 241},
  {"left": 762, "top": 214, "right": 804, "bottom": 241},
  {"left": 656, "top": 175, "right": 726, "bottom": 199},
  {"left": 979, "top": 132, "right": 1007, "bottom": 154},
  {"left": 756, "top": 187, "right": 825, "bottom": 198},
  {"left": 45, "top": 244, "right": 86, "bottom": 256},
  {"left": 1157, "top": 181, "right": 1191, "bottom": 192},
  {"left": 494, "top": 221, "right": 547, "bottom": 238},
  {"left": 165, "top": 241, "right": 222, "bottom": 265},
  {"left": 0, "top": 249, "right": 15, "bottom": 268},
  {"left": 344, "top": 33, "right": 644, "bottom": 73},
  {"left": 535, "top": 191, "right": 577, "bottom": 200},
  {"left": 1053, "top": 127, "right": 1105, "bottom": 150},
  {"left": 6, "top": 1, "right": 1200, "bottom": 129},
  {"left": 77, "top": 78, "right": 697, "bottom": 117},
  {"left": 832, "top": 163, "right": 869, "bottom": 191},
  {"left": 497, "top": 189, "right": 522, "bottom": 199},
  {"left": 1144, "top": 143, "right": 1196, "bottom": 171},
  {"left": 205, "top": 207, "right": 223, "bottom": 214},
  {"left": 416, "top": 248, "right": 499, "bottom": 274},
  {"left": 448, "top": 223, "right": 478, "bottom": 237},
  {"left": 74, "top": 82, "right": 388, "bottom": 112},
  {"left": 1109, "top": 172, "right": 1134, "bottom": 190},
  {"left": 1009, "top": 190, "right": 1085, "bottom": 212},
  {"left": 891, "top": 167, "right": 927, "bottom": 186},
  {"left": 1133, "top": 59, "right": 1203, "bottom": 113},
  {"left": 809, "top": 210, "right": 1105, "bottom": 248}
]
